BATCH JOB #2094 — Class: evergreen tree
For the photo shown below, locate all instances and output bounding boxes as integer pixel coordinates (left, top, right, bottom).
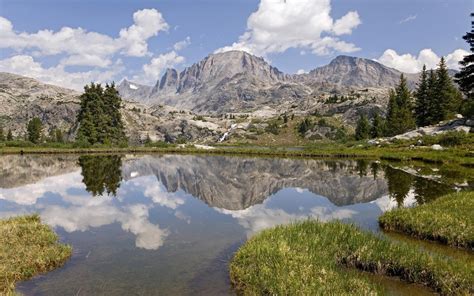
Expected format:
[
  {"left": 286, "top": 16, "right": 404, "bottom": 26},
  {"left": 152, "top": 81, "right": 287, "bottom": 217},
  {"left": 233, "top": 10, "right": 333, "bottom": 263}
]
[
  {"left": 370, "top": 113, "right": 386, "bottom": 138},
  {"left": 0, "top": 125, "right": 4, "bottom": 141},
  {"left": 414, "top": 65, "right": 430, "bottom": 126},
  {"left": 386, "top": 89, "right": 398, "bottom": 136},
  {"left": 425, "top": 69, "right": 438, "bottom": 125},
  {"left": 297, "top": 117, "right": 312, "bottom": 136},
  {"left": 355, "top": 114, "right": 370, "bottom": 140},
  {"left": 27, "top": 117, "right": 43, "bottom": 144},
  {"left": 455, "top": 13, "right": 474, "bottom": 118},
  {"left": 76, "top": 83, "right": 127, "bottom": 145},
  {"left": 386, "top": 75, "right": 416, "bottom": 136},
  {"left": 7, "top": 129, "right": 13, "bottom": 141},
  {"left": 434, "top": 57, "right": 462, "bottom": 121},
  {"left": 55, "top": 129, "right": 64, "bottom": 143},
  {"left": 103, "top": 83, "right": 126, "bottom": 145}
]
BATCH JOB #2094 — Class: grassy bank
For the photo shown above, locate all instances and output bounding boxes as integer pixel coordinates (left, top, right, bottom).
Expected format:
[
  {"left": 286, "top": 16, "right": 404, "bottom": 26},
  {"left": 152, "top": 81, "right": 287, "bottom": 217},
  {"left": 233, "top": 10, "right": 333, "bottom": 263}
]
[
  {"left": 1, "top": 144, "right": 473, "bottom": 166},
  {"left": 0, "top": 215, "right": 72, "bottom": 294},
  {"left": 379, "top": 191, "right": 474, "bottom": 249},
  {"left": 230, "top": 220, "right": 473, "bottom": 295}
]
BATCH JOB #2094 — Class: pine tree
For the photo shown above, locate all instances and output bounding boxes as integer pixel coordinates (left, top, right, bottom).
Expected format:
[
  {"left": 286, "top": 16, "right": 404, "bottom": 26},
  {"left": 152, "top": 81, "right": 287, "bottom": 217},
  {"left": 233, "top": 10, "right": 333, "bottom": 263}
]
[
  {"left": 355, "top": 114, "right": 370, "bottom": 140},
  {"left": 370, "top": 113, "right": 386, "bottom": 138},
  {"left": 76, "top": 83, "right": 127, "bottom": 145},
  {"left": 425, "top": 69, "right": 438, "bottom": 125},
  {"left": 414, "top": 65, "right": 430, "bottom": 126},
  {"left": 55, "top": 129, "right": 64, "bottom": 143},
  {"left": 0, "top": 125, "right": 4, "bottom": 141},
  {"left": 455, "top": 13, "right": 474, "bottom": 118},
  {"left": 386, "top": 75, "right": 416, "bottom": 136},
  {"left": 434, "top": 57, "right": 462, "bottom": 121},
  {"left": 7, "top": 129, "right": 13, "bottom": 141},
  {"left": 386, "top": 89, "right": 398, "bottom": 136},
  {"left": 27, "top": 117, "right": 43, "bottom": 144},
  {"left": 103, "top": 83, "right": 126, "bottom": 145}
]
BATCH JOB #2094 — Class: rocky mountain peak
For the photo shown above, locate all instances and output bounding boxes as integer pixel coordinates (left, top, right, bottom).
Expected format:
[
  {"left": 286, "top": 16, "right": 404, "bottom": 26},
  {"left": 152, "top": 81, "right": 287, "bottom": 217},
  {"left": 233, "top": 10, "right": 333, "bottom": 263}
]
[{"left": 116, "top": 79, "right": 152, "bottom": 103}]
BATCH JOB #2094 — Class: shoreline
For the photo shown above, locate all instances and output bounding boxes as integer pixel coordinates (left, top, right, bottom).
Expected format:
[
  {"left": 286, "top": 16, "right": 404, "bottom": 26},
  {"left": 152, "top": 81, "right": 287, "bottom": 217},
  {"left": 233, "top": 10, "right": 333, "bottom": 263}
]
[{"left": 1, "top": 145, "right": 473, "bottom": 166}]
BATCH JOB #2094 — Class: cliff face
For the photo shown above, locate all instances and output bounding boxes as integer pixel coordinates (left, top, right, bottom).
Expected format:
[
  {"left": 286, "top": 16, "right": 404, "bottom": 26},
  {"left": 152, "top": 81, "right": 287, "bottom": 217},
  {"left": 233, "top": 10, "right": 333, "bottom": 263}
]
[{"left": 121, "top": 155, "right": 388, "bottom": 210}]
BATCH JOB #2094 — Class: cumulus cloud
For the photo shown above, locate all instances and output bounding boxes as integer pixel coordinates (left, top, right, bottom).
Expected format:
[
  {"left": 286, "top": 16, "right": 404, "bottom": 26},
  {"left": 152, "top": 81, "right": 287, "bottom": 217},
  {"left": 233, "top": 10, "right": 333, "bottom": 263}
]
[
  {"left": 173, "top": 36, "right": 191, "bottom": 51},
  {"left": 216, "top": 0, "right": 361, "bottom": 56},
  {"left": 377, "top": 48, "right": 469, "bottom": 73},
  {"left": 0, "top": 9, "right": 168, "bottom": 67},
  {"left": 118, "top": 9, "right": 169, "bottom": 57},
  {"left": 0, "top": 55, "right": 124, "bottom": 91},
  {"left": 133, "top": 51, "right": 185, "bottom": 84}
]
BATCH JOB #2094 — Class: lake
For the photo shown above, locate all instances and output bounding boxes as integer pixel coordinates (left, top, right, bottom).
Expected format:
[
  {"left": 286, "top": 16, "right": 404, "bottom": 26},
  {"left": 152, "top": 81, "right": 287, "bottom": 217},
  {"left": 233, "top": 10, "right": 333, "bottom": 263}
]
[{"left": 0, "top": 154, "right": 471, "bottom": 295}]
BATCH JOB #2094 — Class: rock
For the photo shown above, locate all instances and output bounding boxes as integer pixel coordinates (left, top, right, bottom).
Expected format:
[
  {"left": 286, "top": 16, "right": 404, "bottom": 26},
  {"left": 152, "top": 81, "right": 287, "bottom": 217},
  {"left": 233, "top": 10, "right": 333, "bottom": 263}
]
[
  {"left": 367, "top": 139, "right": 379, "bottom": 145},
  {"left": 431, "top": 144, "right": 443, "bottom": 151},
  {"left": 465, "top": 119, "right": 474, "bottom": 127},
  {"left": 455, "top": 114, "right": 464, "bottom": 119}
]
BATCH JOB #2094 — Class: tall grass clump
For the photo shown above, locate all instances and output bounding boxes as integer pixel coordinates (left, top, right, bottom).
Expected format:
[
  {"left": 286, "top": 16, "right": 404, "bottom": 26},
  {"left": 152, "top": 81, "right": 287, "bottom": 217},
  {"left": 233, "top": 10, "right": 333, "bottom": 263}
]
[
  {"left": 379, "top": 191, "right": 474, "bottom": 249},
  {"left": 230, "top": 220, "right": 473, "bottom": 295},
  {"left": 0, "top": 215, "right": 72, "bottom": 294}
]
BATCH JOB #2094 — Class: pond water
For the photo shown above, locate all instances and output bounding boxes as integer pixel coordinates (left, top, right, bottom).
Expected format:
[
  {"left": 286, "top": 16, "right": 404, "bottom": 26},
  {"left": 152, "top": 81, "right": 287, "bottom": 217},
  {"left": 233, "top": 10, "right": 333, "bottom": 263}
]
[{"left": 0, "top": 154, "right": 472, "bottom": 295}]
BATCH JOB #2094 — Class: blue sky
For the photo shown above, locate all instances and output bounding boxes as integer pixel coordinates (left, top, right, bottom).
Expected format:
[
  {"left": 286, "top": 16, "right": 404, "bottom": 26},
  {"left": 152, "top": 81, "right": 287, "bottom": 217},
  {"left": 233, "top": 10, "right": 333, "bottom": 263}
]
[{"left": 0, "top": 0, "right": 471, "bottom": 90}]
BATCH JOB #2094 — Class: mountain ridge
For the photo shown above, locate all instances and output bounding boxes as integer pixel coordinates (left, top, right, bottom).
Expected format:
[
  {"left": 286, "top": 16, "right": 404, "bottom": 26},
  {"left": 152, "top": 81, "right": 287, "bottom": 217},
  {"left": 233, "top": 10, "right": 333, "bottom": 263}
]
[{"left": 117, "top": 51, "right": 421, "bottom": 113}]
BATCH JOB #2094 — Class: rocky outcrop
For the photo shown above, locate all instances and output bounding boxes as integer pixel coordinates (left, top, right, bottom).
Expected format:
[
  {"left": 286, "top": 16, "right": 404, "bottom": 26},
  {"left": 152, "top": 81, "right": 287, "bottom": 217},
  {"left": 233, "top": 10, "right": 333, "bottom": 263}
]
[{"left": 390, "top": 118, "right": 473, "bottom": 141}]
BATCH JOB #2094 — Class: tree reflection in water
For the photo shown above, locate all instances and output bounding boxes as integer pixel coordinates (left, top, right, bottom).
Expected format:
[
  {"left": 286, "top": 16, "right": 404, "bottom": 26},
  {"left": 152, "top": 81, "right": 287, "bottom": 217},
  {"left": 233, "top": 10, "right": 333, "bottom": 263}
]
[
  {"left": 384, "top": 165, "right": 455, "bottom": 206},
  {"left": 78, "top": 155, "right": 123, "bottom": 196}
]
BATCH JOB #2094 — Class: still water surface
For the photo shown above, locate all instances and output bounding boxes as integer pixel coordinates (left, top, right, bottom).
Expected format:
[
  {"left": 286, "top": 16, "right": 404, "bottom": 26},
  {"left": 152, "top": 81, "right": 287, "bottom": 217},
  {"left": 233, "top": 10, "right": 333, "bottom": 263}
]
[{"left": 0, "top": 154, "right": 471, "bottom": 295}]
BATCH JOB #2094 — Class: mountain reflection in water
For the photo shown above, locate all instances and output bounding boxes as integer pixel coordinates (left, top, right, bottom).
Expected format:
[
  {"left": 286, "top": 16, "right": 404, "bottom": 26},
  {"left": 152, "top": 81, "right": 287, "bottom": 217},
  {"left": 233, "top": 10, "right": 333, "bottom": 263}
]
[{"left": 0, "top": 154, "right": 468, "bottom": 295}]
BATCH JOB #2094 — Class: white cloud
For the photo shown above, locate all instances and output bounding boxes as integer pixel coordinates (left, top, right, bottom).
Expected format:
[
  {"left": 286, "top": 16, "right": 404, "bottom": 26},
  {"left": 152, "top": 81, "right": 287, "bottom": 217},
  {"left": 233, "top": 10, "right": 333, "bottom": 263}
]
[
  {"left": 133, "top": 51, "right": 185, "bottom": 84},
  {"left": 118, "top": 9, "right": 169, "bottom": 57},
  {"left": 296, "top": 69, "right": 307, "bottom": 75},
  {"left": 173, "top": 36, "right": 191, "bottom": 51},
  {"left": 0, "top": 55, "right": 124, "bottom": 91},
  {"left": 399, "top": 15, "right": 417, "bottom": 24},
  {"left": 215, "top": 0, "right": 361, "bottom": 56},
  {"left": 0, "top": 8, "right": 168, "bottom": 68},
  {"left": 377, "top": 48, "right": 469, "bottom": 73}
]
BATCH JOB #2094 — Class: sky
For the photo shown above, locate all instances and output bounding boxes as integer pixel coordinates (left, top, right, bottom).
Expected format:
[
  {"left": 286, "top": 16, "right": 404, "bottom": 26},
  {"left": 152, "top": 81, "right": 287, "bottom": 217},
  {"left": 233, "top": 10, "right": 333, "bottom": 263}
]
[{"left": 0, "top": 0, "right": 472, "bottom": 90}]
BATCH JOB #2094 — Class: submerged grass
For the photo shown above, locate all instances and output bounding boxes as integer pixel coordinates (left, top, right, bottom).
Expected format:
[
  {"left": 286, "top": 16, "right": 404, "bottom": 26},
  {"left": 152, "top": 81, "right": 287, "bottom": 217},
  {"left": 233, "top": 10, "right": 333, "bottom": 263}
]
[
  {"left": 0, "top": 215, "right": 72, "bottom": 295},
  {"left": 379, "top": 191, "right": 474, "bottom": 250},
  {"left": 230, "top": 220, "right": 473, "bottom": 295}
]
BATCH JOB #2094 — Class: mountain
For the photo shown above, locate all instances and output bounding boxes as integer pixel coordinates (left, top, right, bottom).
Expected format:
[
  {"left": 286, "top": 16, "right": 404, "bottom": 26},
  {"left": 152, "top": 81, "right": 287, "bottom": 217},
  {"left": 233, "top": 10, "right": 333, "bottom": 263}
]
[
  {"left": 116, "top": 79, "right": 152, "bottom": 103},
  {"left": 296, "top": 55, "right": 418, "bottom": 89},
  {"left": 120, "top": 51, "right": 418, "bottom": 113}
]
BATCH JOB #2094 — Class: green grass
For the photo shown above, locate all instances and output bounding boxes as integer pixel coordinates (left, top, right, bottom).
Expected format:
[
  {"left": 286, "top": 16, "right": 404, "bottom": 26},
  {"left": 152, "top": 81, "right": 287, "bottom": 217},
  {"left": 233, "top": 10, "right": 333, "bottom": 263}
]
[
  {"left": 0, "top": 215, "right": 72, "bottom": 295},
  {"left": 1, "top": 143, "right": 473, "bottom": 165},
  {"left": 379, "top": 191, "right": 474, "bottom": 249},
  {"left": 230, "top": 220, "right": 473, "bottom": 295}
]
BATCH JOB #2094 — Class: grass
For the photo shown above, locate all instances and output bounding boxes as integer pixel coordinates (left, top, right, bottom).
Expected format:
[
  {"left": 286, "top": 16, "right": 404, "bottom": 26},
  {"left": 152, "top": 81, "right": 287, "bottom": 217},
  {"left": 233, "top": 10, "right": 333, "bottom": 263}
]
[
  {"left": 0, "top": 215, "right": 72, "bottom": 295},
  {"left": 379, "top": 191, "right": 474, "bottom": 250},
  {"left": 230, "top": 220, "right": 474, "bottom": 295}
]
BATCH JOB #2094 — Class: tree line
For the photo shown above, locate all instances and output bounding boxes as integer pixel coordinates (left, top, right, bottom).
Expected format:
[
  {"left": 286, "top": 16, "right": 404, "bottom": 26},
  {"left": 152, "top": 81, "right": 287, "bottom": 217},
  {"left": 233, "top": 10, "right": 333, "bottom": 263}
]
[
  {"left": 355, "top": 13, "right": 473, "bottom": 140},
  {"left": 355, "top": 59, "right": 470, "bottom": 140}
]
